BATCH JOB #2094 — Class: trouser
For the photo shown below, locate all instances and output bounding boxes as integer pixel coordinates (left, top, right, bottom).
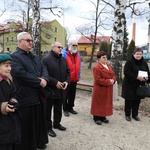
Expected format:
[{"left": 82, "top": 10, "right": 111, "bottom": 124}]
[
  {"left": 37, "top": 100, "right": 48, "bottom": 147},
  {"left": 63, "top": 82, "right": 77, "bottom": 111},
  {"left": 46, "top": 98, "right": 62, "bottom": 130},
  {"left": 125, "top": 99, "right": 141, "bottom": 117},
  {"left": 14, "top": 105, "right": 40, "bottom": 150},
  {"left": 0, "top": 144, "right": 13, "bottom": 150}
]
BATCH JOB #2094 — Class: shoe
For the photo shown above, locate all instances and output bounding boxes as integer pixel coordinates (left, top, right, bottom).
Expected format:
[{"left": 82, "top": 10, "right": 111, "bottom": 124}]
[
  {"left": 95, "top": 120, "right": 102, "bottom": 125},
  {"left": 132, "top": 116, "right": 140, "bottom": 121},
  {"left": 53, "top": 124, "right": 66, "bottom": 131},
  {"left": 64, "top": 111, "right": 69, "bottom": 117},
  {"left": 48, "top": 129, "right": 57, "bottom": 137},
  {"left": 37, "top": 144, "right": 47, "bottom": 149},
  {"left": 125, "top": 116, "right": 131, "bottom": 122},
  {"left": 69, "top": 109, "right": 78, "bottom": 114},
  {"left": 101, "top": 119, "right": 109, "bottom": 123}
]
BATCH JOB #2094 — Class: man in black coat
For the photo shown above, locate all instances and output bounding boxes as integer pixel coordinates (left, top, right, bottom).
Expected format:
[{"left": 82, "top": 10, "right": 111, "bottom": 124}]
[
  {"left": 10, "top": 32, "right": 49, "bottom": 150},
  {"left": 42, "top": 41, "right": 70, "bottom": 137}
]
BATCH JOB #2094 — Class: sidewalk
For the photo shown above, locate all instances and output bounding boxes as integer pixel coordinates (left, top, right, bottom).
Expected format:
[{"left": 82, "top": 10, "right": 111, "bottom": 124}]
[{"left": 46, "top": 90, "right": 150, "bottom": 150}]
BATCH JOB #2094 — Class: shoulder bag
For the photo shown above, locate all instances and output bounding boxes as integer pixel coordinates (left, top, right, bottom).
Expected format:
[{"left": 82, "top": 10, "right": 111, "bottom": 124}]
[{"left": 136, "top": 84, "right": 150, "bottom": 98}]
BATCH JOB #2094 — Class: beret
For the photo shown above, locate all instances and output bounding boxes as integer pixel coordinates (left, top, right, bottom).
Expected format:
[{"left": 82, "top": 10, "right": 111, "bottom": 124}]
[{"left": 0, "top": 54, "right": 12, "bottom": 63}]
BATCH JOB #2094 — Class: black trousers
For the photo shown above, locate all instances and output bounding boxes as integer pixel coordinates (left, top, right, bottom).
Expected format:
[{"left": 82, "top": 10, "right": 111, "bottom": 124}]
[
  {"left": 63, "top": 82, "right": 77, "bottom": 111},
  {"left": 14, "top": 105, "right": 40, "bottom": 150},
  {"left": 46, "top": 98, "right": 62, "bottom": 130},
  {"left": 37, "top": 100, "right": 48, "bottom": 147},
  {"left": 125, "top": 99, "right": 141, "bottom": 117},
  {"left": 0, "top": 144, "right": 13, "bottom": 150}
]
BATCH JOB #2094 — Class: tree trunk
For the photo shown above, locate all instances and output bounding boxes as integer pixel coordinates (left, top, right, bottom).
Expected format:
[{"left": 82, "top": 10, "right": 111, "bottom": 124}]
[
  {"left": 32, "top": 0, "right": 41, "bottom": 57},
  {"left": 111, "top": 0, "right": 126, "bottom": 57}
]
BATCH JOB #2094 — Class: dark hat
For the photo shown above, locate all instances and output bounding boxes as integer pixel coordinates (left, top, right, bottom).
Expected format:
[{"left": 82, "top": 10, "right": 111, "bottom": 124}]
[{"left": 0, "top": 54, "right": 12, "bottom": 63}]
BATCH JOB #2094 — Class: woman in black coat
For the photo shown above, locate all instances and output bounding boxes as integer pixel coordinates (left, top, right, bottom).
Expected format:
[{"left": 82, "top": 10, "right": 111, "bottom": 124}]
[
  {"left": 0, "top": 54, "right": 21, "bottom": 150},
  {"left": 122, "top": 48, "right": 150, "bottom": 122}
]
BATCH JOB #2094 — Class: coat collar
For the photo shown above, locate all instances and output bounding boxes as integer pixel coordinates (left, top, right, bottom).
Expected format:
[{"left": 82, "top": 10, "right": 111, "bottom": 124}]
[
  {"left": 16, "top": 47, "right": 36, "bottom": 58},
  {"left": 0, "top": 76, "right": 12, "bottom": 84}
]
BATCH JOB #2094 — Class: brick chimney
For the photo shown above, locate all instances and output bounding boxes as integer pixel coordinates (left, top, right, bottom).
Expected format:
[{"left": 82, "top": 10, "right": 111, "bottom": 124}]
[{"left": 132, "top": 20, "right": 136, "bottom": 43}]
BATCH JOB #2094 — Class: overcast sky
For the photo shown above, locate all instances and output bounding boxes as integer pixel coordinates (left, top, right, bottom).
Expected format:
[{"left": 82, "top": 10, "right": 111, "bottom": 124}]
[{"left": 0, "top": 0, "right": 149, "bottom": 46}]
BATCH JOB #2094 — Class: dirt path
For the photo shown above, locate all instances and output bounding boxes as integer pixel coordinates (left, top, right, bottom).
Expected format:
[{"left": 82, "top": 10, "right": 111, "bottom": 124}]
[{"left": 46, "top": 91, "right": 150, "bottom": 150}]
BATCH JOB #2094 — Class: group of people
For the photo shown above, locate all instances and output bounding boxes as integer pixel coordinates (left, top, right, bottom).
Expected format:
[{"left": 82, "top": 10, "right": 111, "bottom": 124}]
[
  {"left": 0, "top": 31, "right": 149, "bottom": 150},
  {"left": 0, "top": 32, "right": 81, "bottom": 150}
]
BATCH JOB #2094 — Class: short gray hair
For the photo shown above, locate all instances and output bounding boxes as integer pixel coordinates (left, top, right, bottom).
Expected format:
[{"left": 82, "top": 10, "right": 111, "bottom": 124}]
[
  {"left": 51, "top": 41, "right": 57, "bottom": 47},
  {"left": 17, "top": 32, "right": 30, "bottom": 40}
]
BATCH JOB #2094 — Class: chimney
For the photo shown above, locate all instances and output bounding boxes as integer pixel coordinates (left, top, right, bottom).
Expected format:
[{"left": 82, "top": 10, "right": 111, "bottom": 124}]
[{"left": 132, "top": 19, "right": 136, "bottom": 43}]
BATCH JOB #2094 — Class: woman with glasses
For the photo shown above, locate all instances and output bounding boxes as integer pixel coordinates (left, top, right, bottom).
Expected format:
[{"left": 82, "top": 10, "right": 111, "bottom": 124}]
[{"left": 90, "top": 51, "right": 116, "bottom": 125}]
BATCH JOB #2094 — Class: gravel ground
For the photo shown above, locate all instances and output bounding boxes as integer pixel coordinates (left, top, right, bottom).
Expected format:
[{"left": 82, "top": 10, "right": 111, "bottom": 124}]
[{"left": 46, "top": 90, "right": 150, "bottom": 150}]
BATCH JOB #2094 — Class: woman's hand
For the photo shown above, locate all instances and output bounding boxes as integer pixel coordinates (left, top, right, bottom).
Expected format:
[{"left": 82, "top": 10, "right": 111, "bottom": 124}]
[
  {"left": 137, "top": 76, "right": 148, "bottom": 82},
  {"left": 110, "top": 79, "right": 114, "bottom": 85}
]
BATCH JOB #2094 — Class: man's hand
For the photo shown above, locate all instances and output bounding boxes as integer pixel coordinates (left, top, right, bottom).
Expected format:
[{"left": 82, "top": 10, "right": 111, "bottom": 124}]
[
  {"left": 56, "top": 81, "right": 64, "bottom": 89},
  {"left": 39, "top": 77, "right": 47, "bottom": 88},
  {"left": 62, "top": 82, "right": 68, "bottom": 90}
]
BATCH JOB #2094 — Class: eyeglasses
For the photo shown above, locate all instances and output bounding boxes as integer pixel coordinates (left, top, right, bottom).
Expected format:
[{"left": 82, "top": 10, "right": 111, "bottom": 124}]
[
  {"left": 22, "top": 39, "right": 33, "bottom": 43},
  {"left": 55, "top": 46, "right": 63, "bottom": 49},
  {"left": 102, "top": 56, "right": 107, "bottom": 59},
  {"left": 72, "top": 45, "right": 77, "bottom": 47}
]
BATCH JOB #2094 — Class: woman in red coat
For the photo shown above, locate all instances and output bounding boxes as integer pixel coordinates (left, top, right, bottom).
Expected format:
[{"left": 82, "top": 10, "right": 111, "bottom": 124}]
[{"left": 90, "top": 51, "right": 116, "bottom": 125}]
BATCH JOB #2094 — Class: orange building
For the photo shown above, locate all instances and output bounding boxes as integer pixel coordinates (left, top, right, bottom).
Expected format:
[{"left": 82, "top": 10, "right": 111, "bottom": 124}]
[{"left": 77, "top": 35, "right": 110, "bottom": 56}]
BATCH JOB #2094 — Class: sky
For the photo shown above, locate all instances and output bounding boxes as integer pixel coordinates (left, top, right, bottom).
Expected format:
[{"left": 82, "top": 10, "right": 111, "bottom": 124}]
[{"left": 0, "top": 0, "right": 150, "bottom": 46}]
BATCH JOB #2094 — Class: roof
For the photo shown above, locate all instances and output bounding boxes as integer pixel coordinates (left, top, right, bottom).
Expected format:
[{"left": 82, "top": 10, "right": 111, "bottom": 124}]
[
  {"left": 78, "top": 35, "right": 110, "bottom": 44},
  {"left": 0, "top": 22, "right": 25, "bottom": 33}
]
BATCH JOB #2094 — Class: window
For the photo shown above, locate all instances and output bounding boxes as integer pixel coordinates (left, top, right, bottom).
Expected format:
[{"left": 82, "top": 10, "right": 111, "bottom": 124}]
[
  {"left": 54, "top": 27, "right": 57, "bottom": 32},
  {"left": 7, "top": 37, "right": 9, "bottom": 42},
  {"left": 45, "top": 30, "right": 51, "bottom": 39},
  {"left": 54, "top": 37, "right": 57, "bottom": 41},
  {"left": 11, "top": 37, "right": 13, "bottom": 42},
  {"left": 46, "top": 33, "right": 51, "bottom": 39},
  {"left": 7, "top": 48, "right": 10, "bottom": 52}
]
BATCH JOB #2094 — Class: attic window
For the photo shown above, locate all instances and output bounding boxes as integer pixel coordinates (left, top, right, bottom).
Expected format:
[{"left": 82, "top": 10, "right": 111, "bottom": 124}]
[{"left": 54, "top": 27, "right": 57, "bottom": 32}]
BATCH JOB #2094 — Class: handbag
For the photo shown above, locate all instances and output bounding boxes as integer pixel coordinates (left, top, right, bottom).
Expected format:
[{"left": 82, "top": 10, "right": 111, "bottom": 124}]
[{"left": 136, "top": 84, "right": 150, "bottom": 98}]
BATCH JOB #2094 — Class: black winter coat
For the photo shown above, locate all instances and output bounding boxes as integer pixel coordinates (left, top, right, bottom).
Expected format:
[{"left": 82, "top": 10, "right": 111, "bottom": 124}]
[
  {"left": 10, "top": 47, "right": 49, "bottom": 107},
  {"left": 0, "top": 78, "right": 21, "bottom": 144},
  {"left": 122, "top": 55, "right": 150, "bottom": 100},
  {"left": 42, "top": 50, "right": 70, "bottom": 99}
]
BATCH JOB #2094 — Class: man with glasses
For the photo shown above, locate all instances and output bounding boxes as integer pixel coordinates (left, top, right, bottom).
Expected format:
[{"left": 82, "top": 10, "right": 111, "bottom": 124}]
[
  {"left": 42, "top": 41, "right": 70, "bottom": 137},
  {"left": 62, "top": 40, "right": 81, "bottom": 117},
  {"left": 10, "top": 32, "right": 49, "bottom": 150}
]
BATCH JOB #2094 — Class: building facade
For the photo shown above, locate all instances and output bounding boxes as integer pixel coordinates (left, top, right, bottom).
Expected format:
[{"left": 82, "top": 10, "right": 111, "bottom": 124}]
[
  {"left": 77, "top": 35, "right": 110, "bottom": 56},
  {"left": 0, "top": 19, "right": 66, "bottom": 53}
]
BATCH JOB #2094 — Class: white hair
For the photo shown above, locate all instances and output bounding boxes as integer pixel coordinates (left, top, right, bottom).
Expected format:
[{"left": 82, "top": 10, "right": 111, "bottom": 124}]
[
  {"left": 17, "top": 32, "right": 30, "bottom": 40},
  {"left": 68, "top": 40, "right": 77, "bottom": 45}
]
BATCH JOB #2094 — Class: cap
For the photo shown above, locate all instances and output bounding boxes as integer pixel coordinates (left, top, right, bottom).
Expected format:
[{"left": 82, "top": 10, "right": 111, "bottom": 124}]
[{"left": 0, "top": 54, "right": 12, "bottom": 63}]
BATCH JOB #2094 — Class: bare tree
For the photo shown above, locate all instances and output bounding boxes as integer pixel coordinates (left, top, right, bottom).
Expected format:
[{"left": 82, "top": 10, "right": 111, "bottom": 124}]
[
  {"left": 31, "top": 0, "right": 41, "bottom": 56},
  {"left": 76, "top": 0, "right": 114, "bottom": 69}
]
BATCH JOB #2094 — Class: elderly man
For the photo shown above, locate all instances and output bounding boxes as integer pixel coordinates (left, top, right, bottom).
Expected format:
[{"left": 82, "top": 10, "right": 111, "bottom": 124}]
[
  {"left": 62, "top": 40, "right": 81, "bottom": 117},
  {"left": 42, "top": 41, "right": 70, "bottom": 137},
  {"left": 10, "top": 32, "right": 49, "bottom": 150}
]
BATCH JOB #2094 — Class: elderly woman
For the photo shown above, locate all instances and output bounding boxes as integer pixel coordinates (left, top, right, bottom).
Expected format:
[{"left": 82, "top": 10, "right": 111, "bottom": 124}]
[
  {"left": 122, "top": 47, "right": 150, "bottom": 122},
  {"left": 90, "top": 51, "right": 116, "bottom": 125}
]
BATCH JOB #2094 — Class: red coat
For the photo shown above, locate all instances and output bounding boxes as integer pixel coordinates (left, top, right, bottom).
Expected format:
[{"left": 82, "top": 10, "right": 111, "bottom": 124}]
[
  {"left": 65, "top": 51, "right": 81, "bottom": 82},
  {"left": 90, "top": 62, "right": 116, "bottom": 116}
]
